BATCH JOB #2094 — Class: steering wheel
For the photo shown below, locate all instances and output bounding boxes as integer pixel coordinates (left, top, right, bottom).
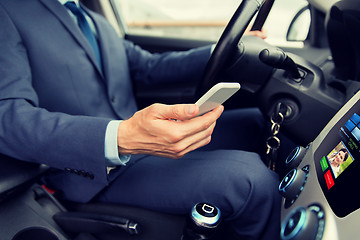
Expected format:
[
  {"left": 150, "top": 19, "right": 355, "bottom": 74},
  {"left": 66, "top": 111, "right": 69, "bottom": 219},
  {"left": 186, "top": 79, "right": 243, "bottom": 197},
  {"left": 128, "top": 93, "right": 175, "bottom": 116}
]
[{"left": 196, "top": 0, "right": 265, "bottom": 97}]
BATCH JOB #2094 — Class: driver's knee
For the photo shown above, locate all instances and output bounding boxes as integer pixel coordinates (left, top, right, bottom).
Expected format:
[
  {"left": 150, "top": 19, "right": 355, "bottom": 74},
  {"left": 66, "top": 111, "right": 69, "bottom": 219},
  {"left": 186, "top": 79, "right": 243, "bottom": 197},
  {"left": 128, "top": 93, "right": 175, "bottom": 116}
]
[
  {"left": 207, "top": 152, "right": 280, "bottom": 239},
  {"left": 202, "top": 150, "right": 279, "bottom": 206}
]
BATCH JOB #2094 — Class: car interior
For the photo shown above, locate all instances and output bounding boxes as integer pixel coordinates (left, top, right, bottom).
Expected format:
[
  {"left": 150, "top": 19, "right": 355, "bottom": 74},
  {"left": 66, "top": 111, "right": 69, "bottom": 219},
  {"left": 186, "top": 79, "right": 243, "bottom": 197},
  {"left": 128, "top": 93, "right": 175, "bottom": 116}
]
[{"left": 1, "top": 0, "right": 360, "bottom": 239}]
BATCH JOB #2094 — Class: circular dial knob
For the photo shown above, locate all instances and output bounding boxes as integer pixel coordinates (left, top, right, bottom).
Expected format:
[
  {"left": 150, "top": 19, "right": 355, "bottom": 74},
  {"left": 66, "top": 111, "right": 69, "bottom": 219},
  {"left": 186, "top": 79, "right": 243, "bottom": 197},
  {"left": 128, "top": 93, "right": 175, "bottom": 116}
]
[
  {"left": 281, "top": 206, "right": 321, "bottom": 240},
  {"left": 279, "top": 168, "right": 307, "bottom": 200},
  {"left": 285, "top": 146, "right": 307, "bottom": 169}
]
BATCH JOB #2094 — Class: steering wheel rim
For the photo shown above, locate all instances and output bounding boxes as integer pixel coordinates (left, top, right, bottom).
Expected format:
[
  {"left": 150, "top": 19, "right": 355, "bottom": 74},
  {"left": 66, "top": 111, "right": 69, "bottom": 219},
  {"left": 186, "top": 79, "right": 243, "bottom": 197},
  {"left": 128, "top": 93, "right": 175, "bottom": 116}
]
[{"left": 196, "top": 0, "right": 265, "bottom": 97}]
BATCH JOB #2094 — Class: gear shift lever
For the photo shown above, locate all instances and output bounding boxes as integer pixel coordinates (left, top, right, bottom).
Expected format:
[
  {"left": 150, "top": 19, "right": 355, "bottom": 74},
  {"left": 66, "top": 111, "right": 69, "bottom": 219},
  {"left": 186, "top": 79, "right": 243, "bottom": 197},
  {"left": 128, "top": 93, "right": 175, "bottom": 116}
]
[
  {"left": 259, "top": 48, "right": 301, "bottom": 79},
  {"left": 182, "top": 203, "right": 221, "bottom": 240}
]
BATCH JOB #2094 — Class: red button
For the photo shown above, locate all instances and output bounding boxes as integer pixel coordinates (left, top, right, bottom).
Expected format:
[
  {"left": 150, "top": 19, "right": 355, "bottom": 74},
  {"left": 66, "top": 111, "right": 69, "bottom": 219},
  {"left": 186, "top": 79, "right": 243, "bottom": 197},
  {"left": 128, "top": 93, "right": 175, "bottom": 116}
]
[{"left": 324, "top": 170, "right": 335, "bottom": 190}]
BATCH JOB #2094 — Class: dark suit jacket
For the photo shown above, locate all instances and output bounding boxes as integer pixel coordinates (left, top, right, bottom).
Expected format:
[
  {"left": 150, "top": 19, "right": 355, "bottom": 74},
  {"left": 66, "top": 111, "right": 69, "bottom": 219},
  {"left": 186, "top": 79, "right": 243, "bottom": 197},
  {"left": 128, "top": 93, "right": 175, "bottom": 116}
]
[{"left": 0, "top": 0, "right": 211, "bottom": 202}]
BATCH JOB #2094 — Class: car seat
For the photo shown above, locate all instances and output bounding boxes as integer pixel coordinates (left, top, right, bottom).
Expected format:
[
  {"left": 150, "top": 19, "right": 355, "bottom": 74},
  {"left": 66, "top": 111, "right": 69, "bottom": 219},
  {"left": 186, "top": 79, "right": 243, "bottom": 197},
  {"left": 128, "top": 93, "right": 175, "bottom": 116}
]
[{"left": 326, "top": 0, "right": 360, "bottom": 81}]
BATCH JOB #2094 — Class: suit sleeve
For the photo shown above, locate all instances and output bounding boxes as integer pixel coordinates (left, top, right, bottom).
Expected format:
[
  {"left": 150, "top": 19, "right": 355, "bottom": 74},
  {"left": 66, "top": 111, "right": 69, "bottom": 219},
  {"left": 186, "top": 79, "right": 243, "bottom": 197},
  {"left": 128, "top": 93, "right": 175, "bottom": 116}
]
[
  {"left": 0, "top": 4, "right": 110, "bottom": 184},
  {"left": 123, "top": 40, "right": 212, "bottom": 86}
]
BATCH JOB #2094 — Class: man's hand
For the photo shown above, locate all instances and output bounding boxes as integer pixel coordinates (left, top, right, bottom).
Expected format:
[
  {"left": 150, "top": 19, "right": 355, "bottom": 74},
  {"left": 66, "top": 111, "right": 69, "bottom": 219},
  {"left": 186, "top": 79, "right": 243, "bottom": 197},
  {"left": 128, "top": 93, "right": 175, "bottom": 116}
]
[
  {"left": 245, "top": 27, "right": 267, "bottom": 39},
  {"left": 117, "top": 103, "right": 224, "bottom": 159}
]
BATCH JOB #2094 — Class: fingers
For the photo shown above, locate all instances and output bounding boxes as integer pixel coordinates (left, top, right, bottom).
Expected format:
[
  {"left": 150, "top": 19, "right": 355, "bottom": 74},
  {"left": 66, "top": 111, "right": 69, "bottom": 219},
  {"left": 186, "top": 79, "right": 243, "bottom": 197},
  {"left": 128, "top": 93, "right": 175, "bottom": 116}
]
[
  {"left": 174, "top": 105, "right": 223, "bottom": 136},
  {"left": 125, "top": 124, "right": 214, "bottom": 159},
  {"left": 117, "top": 103, "right": 223, "bottom": 158},
  {"left": 249, "top": 30, "right": 267, "bottom": 39},
  {"left": 155, "top": 103, "right": 199, "bottom": 121},
  {"left": 155, "top": 105, "right": 222, "bottom": 158},
  {"left": 148, "top": 103, "right": 222, "bottom": 141},
  {"left": 140, "top": 135, "right": 213, "bottom": 159},
  {"left": 148, "top": 103, "right": 223, "bottom": 123},
  {"left": 244, "top": 26, "right": 267, "bottom": 39},
  {"left": 168, "top": 122, "right": 217, "bottom": 159}
]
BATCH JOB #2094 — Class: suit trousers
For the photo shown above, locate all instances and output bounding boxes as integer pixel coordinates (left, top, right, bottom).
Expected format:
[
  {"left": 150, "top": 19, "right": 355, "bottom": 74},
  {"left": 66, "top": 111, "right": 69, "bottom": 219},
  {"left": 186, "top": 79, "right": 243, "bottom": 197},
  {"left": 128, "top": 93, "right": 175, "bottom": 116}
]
[{"left": 95, "top": 108, "right": 282, "bottom": 240}]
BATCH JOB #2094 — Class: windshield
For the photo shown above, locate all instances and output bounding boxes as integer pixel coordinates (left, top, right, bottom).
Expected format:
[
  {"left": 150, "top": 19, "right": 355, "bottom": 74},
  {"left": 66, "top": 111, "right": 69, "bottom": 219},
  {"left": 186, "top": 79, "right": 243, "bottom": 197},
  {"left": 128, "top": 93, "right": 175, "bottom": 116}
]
[{"left": 111, "top": 0, "right": 310, "bottom": 46}]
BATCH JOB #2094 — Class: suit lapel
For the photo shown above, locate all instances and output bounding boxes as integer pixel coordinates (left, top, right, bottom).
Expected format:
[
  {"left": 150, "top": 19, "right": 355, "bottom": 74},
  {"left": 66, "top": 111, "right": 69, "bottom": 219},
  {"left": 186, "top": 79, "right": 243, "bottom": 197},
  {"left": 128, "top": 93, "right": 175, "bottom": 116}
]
[{"left": 39, "top": 0, "right": 103, "bottom": 77}]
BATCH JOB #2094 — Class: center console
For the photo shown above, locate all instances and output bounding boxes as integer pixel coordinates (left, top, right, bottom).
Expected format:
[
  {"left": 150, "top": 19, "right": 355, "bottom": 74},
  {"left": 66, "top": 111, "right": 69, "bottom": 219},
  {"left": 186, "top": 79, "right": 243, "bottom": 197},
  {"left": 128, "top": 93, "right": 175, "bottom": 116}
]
[{"left": 280, "top": 90, "right": 360, "bottom": 240}]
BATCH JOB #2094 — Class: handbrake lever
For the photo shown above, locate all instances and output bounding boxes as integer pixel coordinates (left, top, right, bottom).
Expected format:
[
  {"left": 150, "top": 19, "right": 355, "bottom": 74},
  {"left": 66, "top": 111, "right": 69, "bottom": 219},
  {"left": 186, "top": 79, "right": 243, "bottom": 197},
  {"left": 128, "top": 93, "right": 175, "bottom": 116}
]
[{"left": 53, "top": 211, "right": 140, "bottom": 236}]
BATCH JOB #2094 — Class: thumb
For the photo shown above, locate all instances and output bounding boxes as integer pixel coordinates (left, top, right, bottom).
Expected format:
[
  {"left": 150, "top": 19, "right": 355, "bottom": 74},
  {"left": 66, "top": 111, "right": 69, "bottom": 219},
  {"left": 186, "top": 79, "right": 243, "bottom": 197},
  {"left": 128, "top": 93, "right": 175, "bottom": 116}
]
[{"left": 160, "top": 104, "right": 199, "bottom": 121}]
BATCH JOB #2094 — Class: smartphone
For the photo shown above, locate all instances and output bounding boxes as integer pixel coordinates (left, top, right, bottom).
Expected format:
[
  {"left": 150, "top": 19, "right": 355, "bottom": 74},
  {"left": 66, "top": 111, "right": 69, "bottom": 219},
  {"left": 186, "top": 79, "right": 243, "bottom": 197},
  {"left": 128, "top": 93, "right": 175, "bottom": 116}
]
[{"left": 195, "top": 82, "right": 241, "bottom": 116}]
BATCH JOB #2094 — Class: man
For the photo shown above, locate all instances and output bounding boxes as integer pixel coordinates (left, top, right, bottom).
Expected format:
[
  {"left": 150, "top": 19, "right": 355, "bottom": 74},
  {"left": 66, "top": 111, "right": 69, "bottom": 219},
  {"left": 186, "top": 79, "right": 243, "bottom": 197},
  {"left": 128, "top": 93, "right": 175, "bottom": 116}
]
[{"left": 0, "top": 0, "right": 280, "bottom": 239}]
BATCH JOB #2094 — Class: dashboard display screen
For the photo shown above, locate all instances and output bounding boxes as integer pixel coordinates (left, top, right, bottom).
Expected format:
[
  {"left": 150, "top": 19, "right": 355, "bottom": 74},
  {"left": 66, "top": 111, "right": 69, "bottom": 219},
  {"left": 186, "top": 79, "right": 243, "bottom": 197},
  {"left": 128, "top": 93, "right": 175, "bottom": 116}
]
[
  {"left": 321, "top": 116, "right": 359, "bottom": 188},
  {"left": 315, "top": 104, "right": 360, "bottom": 217}
]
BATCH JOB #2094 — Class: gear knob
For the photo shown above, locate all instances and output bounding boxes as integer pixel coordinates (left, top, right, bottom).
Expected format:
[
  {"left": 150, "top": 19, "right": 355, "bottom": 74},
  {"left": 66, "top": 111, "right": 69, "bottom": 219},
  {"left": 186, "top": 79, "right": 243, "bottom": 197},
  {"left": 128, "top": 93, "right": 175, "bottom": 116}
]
[{"left": 182, "top": 203, "right": 221, "bottom": 240}]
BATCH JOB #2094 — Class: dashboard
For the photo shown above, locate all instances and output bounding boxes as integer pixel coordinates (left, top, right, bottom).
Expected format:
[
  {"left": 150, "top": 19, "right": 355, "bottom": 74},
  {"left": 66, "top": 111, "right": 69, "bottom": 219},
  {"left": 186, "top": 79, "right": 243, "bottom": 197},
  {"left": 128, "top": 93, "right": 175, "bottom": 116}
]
[{"left": 279, "top": 88, "right": 360, "bottom": 240}]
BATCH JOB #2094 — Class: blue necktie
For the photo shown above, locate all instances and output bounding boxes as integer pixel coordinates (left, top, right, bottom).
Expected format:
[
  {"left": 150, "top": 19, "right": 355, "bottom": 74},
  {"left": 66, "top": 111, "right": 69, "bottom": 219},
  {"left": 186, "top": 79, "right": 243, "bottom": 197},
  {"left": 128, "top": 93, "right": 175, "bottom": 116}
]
[{"left": 65, "top": 1, "right": 102, "bottom": 69}]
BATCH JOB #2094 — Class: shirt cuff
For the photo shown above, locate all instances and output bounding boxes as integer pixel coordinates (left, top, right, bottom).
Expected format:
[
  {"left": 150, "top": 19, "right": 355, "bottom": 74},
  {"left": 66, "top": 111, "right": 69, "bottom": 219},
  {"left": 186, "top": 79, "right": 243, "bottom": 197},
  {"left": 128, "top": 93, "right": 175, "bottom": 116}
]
[{"left": 105, "top": 120, "right": 131, "bottom": 166}]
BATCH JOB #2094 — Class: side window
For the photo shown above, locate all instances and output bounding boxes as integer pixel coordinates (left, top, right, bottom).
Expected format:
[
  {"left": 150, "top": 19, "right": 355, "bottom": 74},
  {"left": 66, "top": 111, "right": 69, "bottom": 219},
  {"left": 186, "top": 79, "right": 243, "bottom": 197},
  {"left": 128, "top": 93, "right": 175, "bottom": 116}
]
[{"left": 111, "top": 0, "right": 310, "bottom": 46}]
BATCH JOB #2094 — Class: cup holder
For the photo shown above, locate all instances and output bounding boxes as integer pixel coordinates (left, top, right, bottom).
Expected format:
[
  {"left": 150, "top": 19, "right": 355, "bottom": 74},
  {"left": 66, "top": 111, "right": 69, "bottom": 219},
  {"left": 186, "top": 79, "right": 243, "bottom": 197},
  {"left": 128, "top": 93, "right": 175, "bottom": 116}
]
[{"left": 12, "top": 227, "right": 60, "bottom": 240}]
